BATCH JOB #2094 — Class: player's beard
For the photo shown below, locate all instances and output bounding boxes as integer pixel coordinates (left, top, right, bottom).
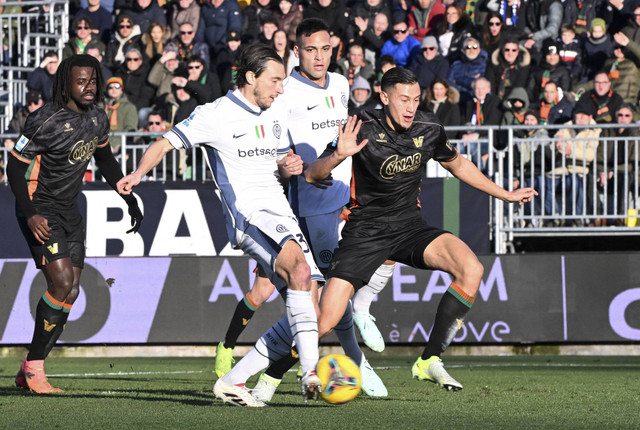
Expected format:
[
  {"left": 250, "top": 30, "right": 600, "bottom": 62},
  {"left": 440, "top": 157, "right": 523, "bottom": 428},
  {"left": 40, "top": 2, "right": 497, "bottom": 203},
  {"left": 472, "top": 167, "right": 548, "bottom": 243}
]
[{"left": 253, "top": 88, "right": 272, "bottom": 111}]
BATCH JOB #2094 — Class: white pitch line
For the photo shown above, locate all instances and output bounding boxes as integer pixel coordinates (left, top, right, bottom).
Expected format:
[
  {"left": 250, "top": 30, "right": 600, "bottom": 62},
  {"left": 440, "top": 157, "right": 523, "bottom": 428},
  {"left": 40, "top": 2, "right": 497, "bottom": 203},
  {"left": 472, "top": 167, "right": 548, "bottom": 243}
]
[{"left": 30, "top": 362, "right": 636, "bottom": 379}]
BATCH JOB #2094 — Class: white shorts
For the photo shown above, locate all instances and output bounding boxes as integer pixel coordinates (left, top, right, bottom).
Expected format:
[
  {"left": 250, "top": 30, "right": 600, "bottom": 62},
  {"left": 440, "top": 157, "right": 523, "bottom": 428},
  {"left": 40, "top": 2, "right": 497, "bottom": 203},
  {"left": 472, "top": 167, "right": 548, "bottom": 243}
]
[
  {"left": 237, "top": 211, "right": 324, "bottom": 291},
  {"left": 299, "top": 207, "right": 345, "bottom": 272}
]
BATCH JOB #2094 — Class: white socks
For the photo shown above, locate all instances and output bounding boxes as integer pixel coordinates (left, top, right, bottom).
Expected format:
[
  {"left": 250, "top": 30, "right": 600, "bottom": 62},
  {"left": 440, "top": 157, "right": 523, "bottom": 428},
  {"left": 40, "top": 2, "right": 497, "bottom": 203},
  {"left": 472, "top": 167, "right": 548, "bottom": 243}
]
[
  {"left": 286, "top": 288, "right": 318, "bottom": 376},
  {"left": 352, "top": 263, "right": 395, "bottom": 314}
]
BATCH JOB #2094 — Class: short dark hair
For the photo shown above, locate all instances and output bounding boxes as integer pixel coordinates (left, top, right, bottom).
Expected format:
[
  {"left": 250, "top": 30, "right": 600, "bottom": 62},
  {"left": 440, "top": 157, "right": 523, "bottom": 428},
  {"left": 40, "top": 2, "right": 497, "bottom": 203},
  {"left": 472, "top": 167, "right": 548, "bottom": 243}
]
[
  {"left": 53, "top": 54, "right": 104, "bottom": 109},
  {"left": 295, "top": 18, "right": 329, "bottom": 46},
  {"left": 235, "top": 44, "right": 284, "bottom": 88},
  {"left": 381, "top": 67, "right": 417, "bottom": 92}
]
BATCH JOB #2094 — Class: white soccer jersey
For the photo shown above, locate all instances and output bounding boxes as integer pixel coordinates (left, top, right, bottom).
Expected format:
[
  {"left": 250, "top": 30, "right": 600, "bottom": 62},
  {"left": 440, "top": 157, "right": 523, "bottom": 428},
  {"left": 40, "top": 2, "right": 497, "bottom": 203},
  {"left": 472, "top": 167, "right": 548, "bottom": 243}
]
[
  {"left": 277, "top": 69, "right": 351, "bottom": 218},
  {"left": 165, "top": 90, "right": 294, "bottom": 243}
]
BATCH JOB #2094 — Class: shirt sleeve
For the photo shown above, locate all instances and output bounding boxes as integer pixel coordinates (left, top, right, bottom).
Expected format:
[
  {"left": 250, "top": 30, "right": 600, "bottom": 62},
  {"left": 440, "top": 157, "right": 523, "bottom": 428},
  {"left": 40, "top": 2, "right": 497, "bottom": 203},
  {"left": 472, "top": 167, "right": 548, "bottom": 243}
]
[{"left": 432, "top": 125, "right": 459, "bottom": 162}]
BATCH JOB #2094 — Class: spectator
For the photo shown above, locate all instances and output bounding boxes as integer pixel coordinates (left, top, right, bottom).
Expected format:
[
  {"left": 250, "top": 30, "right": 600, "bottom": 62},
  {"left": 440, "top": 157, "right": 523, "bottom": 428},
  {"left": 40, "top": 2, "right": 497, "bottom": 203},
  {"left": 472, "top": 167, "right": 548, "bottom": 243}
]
[
  {"left": 124, "top": 0, "right": 167, "bottom": 35},
  {"left": 408, "top": 35, "right": 450, "bottom": 91},
  {"left": 257, "top": 16, "right": 280, "bottom": 45},
  {"left": 621, "top": 0, "right": 640, "bottom": 45},
  {"left": 62, "top": 17, "right": 104, "bottom": 60},
  {"left": 274, "top": 0, "right": 304, "bottom": 43},
  {"left": 549, "top": 102, "right": 601, "bottom": 225},
  {"left": 531, "top": 80, "right": 574, "bottom": 130},
  {"left": 116, "top": 47, "right": 155, "bottom": 124},
  {"left": 481, "top": 0, "right": 524, "bottom": 28},
  {"left": 166, "top": 22, "right": 211, "bottom": 68},
  {"left": 437, "top": 3, "right": 474, "bottom": 61},
  {"left": 557, "top": 24, "right": 582, "bottom": 86},
  {"left": 583, "top": 72, "right": 624, "bottom": 124},
  {"left": 141, "top": 21, "right": 170, "bottom": 68},
  {"left": 485, "top": 37, "right": 531, "bottom": 100},
  {"left": 105, "top": 13, "right": 144, "bottom": 72},
  {"left": 241, "top": 0, "right": 276, "bottom": 44},
  {"left": 603, "top": 32, "right": 640, "bottom": 104},
  {"left": 380, "top": 19, "right": 422, "bottom": 67},
  {"left": 214, "top": 30, "right": 242, "bottom": 93},
  {"left": 273, "top": 29, "right": 298, "bottom": 75},
  {"left": 501, "top": 86, "right": 530, "bottom": 126},
  {"left": 197, "top": 0, "right": 243, "bottom": 48},
  {"left": 168, "top": 0, "right": 201, "bottom": 38},
  {"left": 103, "top": 76, "right": 139, "bottom": 153},
  {"left": 358, "top": 11, "right": 391, "bottom": 69},
  {"left": 460, "top": 76, "right": 502, "bottom": 169},
  {"left": 171, "top": 55, "right": 221, "bottom": 105},
  {"left": 581, "top": 18, "right": 614, "bottom": 83},
  {"left": 566, "top": 0, "right": 602, "bottom": 36},
  {"left": 330, "top": 29, "right": 347, "bottom": 66},
  {"left": 518, "top": 0, "right": 563, "bottom": 54},
  {"left": 86, "top": 44, "right": 114, "bottom": 80},
  {"left": 75, "top": 0, "right": 114, "bottom": 44},
  {"left": 447, "top": 36, "right": 487, "bottom": 104},
  {"left": 336, "top": 43, "right": 375, "bottom": 86},
  {"left": 348, "top": 76, "right": 381, "bottom": 114},
  {"left": 595, "top": 103, "right": 639, "bottom": 225},
  {"left": 527, "top": 40, "right": 571, "bottom": 102},
  {"left": 347, "top": 0, "right": 392, "bottom": 44},
  {"left": 135, "top": 110, "right": 168, "bottom": 146},
  {"left": 513, "top": 109, "right": 552, "bottom": 225},
  {"left": 4, "top": 91, "right": 43, "bottom": 148},
  {"left": 418, "top": 77, "right": 461, "bottom": 139},
  {"left": 1, "top": 0, "right": 21, "bottom": 65},
  {"left": 148, "top": 48, "right": 183, "bottom": 105},
  {"left": 407, "top": 0, "right": 445, "bottom": 42},
  {"left": 303, "top": 0, "right": 347, "bottom": 40},
  {"left": 479, "top": 11, "right": 505, "bottom": 57},
  {"left": 26, "top": 51, "right": 59, "bottom": 102}
]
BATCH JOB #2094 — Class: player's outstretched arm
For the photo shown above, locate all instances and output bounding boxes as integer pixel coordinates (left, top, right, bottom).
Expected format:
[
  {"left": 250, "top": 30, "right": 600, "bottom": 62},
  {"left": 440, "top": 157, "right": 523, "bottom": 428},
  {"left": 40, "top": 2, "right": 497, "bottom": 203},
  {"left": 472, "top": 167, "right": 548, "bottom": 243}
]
[
  {"left": 117, "top": 138, "right": 175, "bottom": 194},
  {"left": 440, "top": 155, "right": 538, "bottom": 205},
  {"left": 304, "top": 115, "right": 368, "bottom": 183}
]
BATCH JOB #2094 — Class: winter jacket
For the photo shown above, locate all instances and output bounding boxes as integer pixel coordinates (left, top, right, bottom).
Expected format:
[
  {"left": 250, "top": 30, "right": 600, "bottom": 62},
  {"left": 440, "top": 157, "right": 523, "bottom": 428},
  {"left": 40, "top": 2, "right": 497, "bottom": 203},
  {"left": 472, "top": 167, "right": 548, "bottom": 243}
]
[
  {"left": 447, "top": 49, "right": 488, "bottom": 103},
  {"left": 485, "top": 44, "right": 531, "bottom": 99},
  {"left": 197, "top": 0, "right": 243, "bottom": 47},
  {"left": 409, "top": 53, "right": 450, "bottom": 90}
]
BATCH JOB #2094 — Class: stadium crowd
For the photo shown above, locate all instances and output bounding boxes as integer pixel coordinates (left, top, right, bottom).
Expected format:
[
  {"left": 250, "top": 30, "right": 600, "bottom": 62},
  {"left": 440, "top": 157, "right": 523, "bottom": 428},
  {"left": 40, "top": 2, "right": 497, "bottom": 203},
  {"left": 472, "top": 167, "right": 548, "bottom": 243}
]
[{"left": 2, "top": 0, "right": 640, "bottom": 226}]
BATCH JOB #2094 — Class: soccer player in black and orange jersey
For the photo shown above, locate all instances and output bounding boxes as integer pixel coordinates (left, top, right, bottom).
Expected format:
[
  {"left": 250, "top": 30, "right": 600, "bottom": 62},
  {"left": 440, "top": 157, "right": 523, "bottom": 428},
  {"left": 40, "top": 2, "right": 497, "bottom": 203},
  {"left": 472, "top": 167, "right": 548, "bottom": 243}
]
[
  {"left": 6, "top": 55, "right": 143, "bottom": 394},
  {"left": 306, "top": 67, "right": 537, "bottom": 391}
]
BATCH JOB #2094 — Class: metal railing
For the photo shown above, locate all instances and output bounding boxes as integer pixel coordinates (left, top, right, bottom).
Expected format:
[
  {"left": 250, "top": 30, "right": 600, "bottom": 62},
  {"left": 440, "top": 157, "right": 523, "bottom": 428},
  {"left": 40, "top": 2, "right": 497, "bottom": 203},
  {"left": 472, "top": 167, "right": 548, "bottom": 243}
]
[
  {"left": 3, "top": 124, "right": 640, "bottom": 253},
  {"left": 0, "top": 0, "right": 68, "bottom": 67}
]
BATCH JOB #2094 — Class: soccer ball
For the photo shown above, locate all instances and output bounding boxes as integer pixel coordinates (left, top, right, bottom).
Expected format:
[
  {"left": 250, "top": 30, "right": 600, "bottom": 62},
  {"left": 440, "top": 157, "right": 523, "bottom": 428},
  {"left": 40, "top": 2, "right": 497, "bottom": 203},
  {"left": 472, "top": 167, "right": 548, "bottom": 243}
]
[{"left": 316, "top": 354, "right": 362, "bottom": 404}]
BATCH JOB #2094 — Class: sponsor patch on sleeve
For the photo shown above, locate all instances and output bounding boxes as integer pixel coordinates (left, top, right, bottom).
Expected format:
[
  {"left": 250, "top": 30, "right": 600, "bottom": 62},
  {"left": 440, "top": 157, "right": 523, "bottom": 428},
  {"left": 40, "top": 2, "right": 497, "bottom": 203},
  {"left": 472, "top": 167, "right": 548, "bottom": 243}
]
[{"left": 15, "top": 135, "right": 29, "bottom": 152}]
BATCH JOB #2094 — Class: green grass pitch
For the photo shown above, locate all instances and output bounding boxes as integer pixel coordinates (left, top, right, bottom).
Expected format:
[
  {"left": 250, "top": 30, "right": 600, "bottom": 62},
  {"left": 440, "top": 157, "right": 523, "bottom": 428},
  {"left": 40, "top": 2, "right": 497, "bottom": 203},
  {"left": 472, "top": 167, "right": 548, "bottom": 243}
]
[{"left": 1, "top": 355, "right": 639, "bottom": 429}]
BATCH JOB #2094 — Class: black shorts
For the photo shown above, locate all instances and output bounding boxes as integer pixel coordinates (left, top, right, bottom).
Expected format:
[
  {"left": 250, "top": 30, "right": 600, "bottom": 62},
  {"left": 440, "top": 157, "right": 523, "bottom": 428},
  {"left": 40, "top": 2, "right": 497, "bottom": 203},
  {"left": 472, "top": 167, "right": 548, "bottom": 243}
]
[
  {"left": 17, "top": 208, "right": 85, "bottom": 269},
  {"left": 327, "top": 217, "right": 448, "bottom": 290}
]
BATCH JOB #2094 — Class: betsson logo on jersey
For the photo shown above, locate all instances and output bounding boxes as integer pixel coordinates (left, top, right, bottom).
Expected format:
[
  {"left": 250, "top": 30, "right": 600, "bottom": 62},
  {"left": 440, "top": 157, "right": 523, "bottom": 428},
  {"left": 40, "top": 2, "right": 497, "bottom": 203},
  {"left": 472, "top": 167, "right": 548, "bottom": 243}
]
[
  {"left": 311, "top": 117, "right": 348, "bottom": 130},
  {"left": 237, "top": 147, "right": 278, "bottom": 158}
]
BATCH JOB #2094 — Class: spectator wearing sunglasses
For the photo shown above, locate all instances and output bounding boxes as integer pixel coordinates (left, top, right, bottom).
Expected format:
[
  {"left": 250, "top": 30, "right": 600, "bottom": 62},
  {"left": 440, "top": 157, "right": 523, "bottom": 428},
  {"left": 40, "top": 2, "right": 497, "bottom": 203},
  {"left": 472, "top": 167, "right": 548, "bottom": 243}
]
[
  {"left": 115, "top": 48, "right": 155, "bottom": 122},
  {"left": 408, "top": 35, "right": 449, "bottom": 91},
  {"left": 105, "top": 13, "right": 144, "bottom": 73},
  {"left": 63, "top": 16, "right": 106, "bottom": 60},
  {"left": 166, "top": 22, "right": 211, "bottom": 69},
  {"left": 479, "top": 12, "right": 504, "bottom": 57},
  {"left": 102, "top": 76, "right": 139, "bottom": 154},
  {"left": 75, "top": 0, "right": 114, "bottom": 44},
  {"left": 168, "top": 0, "right": 201, "bottom": 39},
  {"left": 171, "top": 56, "right": 221, "bottom": 107},
  {"left": 122, "top": 0, "right": 167, "bottom": 35},
  {"left": 380, "top": 20, "right": 422, "bottom": 67},
  {"left": 447, "top": 36, "right": 487, "bottom": 104},
  {"left": 485, "top": 37, "right": 531, "bottom": 100}
]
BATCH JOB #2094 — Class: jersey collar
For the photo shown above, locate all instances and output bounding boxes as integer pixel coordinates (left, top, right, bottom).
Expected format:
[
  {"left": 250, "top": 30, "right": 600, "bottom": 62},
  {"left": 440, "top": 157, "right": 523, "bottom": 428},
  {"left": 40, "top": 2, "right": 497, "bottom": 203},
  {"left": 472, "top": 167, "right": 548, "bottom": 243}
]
[{"left": 290, "top": 68, "right": 330, "bottom": 90}]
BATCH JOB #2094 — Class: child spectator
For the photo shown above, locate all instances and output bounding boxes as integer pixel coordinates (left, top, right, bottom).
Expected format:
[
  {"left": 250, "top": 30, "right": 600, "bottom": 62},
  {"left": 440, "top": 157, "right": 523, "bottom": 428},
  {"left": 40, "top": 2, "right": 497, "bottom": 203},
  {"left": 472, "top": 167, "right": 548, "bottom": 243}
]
[
  {"left": 580, "top": 18, "right": 614, "bottom": 82},
  {"left": 557, "top": 24, "right": 582, "bottom": 86}
]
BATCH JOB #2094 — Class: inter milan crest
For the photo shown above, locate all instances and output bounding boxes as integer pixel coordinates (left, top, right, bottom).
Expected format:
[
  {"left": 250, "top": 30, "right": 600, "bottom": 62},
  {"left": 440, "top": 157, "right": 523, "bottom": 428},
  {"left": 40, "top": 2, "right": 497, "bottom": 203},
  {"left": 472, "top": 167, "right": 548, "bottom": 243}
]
[
  {"left": 341, "top": 93, "right": 348, "bottom": 108},
  {"left": 273, "top": 122, "right": 281, "bottom": 139}
]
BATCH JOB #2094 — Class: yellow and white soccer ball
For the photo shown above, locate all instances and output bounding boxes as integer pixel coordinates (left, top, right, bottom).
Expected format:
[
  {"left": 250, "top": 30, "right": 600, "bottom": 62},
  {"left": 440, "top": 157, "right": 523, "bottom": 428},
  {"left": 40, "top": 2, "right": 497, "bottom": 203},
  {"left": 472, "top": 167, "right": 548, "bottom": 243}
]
[{"left": 316, "top": 354, "right": 362, "bottom": 404}]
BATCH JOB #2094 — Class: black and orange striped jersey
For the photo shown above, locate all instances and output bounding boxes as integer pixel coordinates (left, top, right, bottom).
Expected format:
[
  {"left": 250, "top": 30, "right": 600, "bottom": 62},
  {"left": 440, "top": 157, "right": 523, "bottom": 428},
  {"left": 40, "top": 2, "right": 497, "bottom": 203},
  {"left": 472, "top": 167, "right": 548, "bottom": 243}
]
[
  {"left": 327, "top": 109, "right": 458, "bottom": 222},
  {"left": 10, "top": 103, "right": 110, "bottom": 211}
]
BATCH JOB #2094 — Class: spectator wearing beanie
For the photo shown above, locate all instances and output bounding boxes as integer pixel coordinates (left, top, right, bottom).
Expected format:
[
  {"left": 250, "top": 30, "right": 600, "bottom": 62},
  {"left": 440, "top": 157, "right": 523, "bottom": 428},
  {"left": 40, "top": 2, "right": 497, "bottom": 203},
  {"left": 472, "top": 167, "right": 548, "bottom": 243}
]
[
  {"left": 408, "top": 35, "right": 449, "bottom": 91},
  {"left": 580, "top": 17, "right": 613, "bottom": 82},
  {"left": 103, "top": 76, "right": 139, "bottom": 153}
]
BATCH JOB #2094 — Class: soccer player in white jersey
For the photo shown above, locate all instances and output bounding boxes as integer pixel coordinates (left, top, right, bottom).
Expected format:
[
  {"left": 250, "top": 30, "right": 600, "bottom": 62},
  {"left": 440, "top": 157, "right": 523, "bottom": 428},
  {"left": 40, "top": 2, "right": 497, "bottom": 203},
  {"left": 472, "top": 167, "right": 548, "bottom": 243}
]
[
  {"left": 216, "top": 18, "right": 388, "bottom": 404},
  {"left": 117, "top": 44, "right": 322, "bottom": 407}
]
